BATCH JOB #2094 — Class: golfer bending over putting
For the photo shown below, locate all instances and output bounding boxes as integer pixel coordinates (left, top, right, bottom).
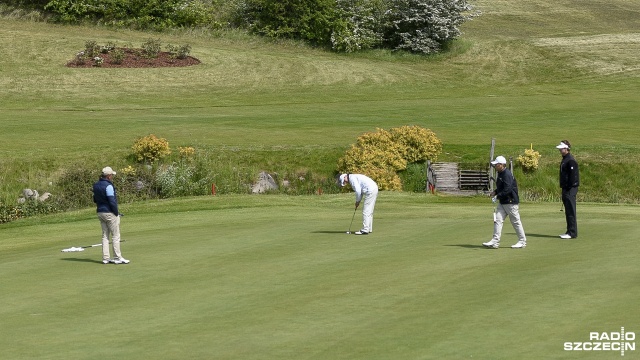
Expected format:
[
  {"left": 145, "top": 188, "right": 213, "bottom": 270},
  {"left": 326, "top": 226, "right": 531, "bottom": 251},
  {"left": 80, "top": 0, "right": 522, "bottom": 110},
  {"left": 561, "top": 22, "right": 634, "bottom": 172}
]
[
  {"left": 482, "top": 156, "right": 527, "bottom": 249},
  {"left": 340, "top": 173, "right": 378, "bottom": 235}
]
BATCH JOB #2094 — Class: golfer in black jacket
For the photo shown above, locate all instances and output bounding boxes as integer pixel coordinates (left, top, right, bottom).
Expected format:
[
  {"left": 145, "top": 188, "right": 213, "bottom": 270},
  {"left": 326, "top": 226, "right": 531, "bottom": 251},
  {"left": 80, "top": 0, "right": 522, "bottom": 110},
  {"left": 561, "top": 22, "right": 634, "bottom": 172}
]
[
  {"left": 483, "top": 156, "right": 527, "bottom": 249},
  {"left": 557, "top": 140, "right": 580, "bottom": 239}
]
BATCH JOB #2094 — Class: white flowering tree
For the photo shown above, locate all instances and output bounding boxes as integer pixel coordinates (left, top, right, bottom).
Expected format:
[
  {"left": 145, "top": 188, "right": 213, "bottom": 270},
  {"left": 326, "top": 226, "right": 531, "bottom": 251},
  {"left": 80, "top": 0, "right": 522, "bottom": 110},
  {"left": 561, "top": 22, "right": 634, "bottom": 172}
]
[
  {"left": 330, "top": 0, "right": 386, "bottom": 52},
  {"left": 240, "top": 0, "right": 477, "bottom": 54},
  {"left": 386, "top": 0, "right": 475, "bottom": 54}
]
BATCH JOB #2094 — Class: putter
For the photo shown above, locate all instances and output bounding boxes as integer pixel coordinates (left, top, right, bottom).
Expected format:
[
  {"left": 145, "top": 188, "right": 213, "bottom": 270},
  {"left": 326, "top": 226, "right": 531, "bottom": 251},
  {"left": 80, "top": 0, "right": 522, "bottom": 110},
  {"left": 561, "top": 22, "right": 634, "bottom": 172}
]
[
  {"left": 61, "top": 239, "right": 126, "bottom": 252},
  {"left": 346, "top": 208, "right": 357, "bottom": 234},
  {"left": 560, "top": 203, "right": 564, "bottom": 212},
  {"left": 492, "top": 196, "right": 498, "bottom": 223}
]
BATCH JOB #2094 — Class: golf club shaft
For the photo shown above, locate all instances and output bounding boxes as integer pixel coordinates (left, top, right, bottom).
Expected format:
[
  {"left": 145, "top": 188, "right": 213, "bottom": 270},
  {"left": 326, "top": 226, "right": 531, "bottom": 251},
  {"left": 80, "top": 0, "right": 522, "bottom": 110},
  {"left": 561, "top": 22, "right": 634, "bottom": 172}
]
[
  {"left": 82, "top": 239, "right": 126, "bottom": 248},
  {"left": 348, "top": 208, "right": 357, "bottom": 233}
]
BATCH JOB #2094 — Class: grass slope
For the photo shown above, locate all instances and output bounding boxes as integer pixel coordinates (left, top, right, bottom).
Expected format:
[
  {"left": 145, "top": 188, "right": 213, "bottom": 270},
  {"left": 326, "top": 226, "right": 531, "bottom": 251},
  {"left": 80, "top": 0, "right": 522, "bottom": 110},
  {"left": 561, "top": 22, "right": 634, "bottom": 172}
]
[
  {"left": 1, "top": 0, "right": 640, "bottom": 202},
  {"left": 1, "top": 194, "right": 639, "bottom": 359},
  {"left": 1, "top": 1, "right": 639, "bottom": 150}
]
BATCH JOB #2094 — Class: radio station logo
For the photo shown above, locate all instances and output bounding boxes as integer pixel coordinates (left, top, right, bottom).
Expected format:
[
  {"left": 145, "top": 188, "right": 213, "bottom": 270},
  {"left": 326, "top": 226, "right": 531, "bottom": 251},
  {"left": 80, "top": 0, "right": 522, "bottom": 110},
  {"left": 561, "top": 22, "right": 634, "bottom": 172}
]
[{"left": 564, "top": 327, "right": 635, "bottom": 356}]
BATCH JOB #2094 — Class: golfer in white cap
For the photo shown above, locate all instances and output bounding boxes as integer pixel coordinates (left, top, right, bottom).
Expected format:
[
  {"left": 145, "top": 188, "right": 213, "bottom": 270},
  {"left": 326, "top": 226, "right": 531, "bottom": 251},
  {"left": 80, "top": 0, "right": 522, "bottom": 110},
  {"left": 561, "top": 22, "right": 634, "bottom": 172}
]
[
  {"left": 483, "top": 156, "right": 527, "bottom": 249},
  {"left": 93, "top": 166, "right": 129, "bottom": 264},
  {"left": 556, "top": 140, "right": 579, "bottom": 239},
  {"left": 339, "top": 173, "right": 378, "bottom": 235}
]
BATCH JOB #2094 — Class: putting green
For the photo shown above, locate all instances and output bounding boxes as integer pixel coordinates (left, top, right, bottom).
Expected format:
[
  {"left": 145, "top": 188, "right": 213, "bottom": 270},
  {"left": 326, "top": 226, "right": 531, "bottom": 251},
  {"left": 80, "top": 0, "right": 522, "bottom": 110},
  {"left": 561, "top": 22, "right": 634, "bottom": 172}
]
[{"left": 1, "top": 194, "right": 638, "bottom": 359}]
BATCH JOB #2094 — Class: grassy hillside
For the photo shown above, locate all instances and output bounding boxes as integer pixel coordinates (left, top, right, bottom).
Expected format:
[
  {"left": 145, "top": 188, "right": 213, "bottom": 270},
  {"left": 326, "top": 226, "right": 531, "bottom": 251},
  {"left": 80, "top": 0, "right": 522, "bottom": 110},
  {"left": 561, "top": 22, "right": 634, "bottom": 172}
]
[{"left": 0, "top": 0, "right": 639, "bottom": 204}]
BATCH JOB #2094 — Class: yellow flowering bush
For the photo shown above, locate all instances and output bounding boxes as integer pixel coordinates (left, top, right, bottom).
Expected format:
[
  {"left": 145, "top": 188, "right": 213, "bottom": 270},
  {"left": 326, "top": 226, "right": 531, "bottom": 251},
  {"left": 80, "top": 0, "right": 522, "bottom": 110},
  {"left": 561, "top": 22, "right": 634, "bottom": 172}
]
[
  {"left": 178, "top": 146, "right": 196, "bottom": 159},
  {"left": 389, "top": 125, "right": 443, "bottom": 163},
  {"left": 120, "top": 165, "right": 136, "bottom": 177},
  {"left": 517, "top": 145, "right": 542, "bottom": 172},
  {"left": 337, "top": 125, "right": 442, "bottom": 190},
  {"left": 131, "top": 134, "right": 171, "bottom": 163}
]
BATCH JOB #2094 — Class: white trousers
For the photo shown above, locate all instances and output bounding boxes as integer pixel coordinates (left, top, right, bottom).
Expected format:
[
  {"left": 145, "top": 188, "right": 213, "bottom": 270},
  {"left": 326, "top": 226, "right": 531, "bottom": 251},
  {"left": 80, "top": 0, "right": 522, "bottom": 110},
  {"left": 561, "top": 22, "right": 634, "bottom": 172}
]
[
  {"left": 492, "top": 203, "right": 526, "bottom": 243},
  {"left": 361, "top": 190, "right": 378, "bottom": 233},
  {"left": 98, "top": 212, "right": 122, "bottom": 260}
]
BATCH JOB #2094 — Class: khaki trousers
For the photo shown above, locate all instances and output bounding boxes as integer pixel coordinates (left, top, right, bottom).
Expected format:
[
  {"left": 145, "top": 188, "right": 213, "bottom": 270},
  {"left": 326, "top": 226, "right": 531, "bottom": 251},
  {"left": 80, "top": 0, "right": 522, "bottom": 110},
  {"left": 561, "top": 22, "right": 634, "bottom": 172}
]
[{"left": 98, "top": 212, "right": 122, "bottom": 260}]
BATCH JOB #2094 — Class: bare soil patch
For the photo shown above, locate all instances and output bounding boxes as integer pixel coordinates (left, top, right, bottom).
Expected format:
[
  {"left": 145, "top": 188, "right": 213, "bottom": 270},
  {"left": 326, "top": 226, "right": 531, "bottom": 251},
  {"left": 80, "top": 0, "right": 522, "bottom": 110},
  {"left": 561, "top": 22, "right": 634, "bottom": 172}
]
[{"left": 66, "top": 47, "right": 201, "bottom": 68}]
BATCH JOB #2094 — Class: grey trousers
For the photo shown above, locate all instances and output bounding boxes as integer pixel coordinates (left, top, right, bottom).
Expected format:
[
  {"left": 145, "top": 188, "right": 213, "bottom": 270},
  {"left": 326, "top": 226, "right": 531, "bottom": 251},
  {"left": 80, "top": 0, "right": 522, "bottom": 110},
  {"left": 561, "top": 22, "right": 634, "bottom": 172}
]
[{"left": 492, "top": 203, "right": 526, "bottom": 243}]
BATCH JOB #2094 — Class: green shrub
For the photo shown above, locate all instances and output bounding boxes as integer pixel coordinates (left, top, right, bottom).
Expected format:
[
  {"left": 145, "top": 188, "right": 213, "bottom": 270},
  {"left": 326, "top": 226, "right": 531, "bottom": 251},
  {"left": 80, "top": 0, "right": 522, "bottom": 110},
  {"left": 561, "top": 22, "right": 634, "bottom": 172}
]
[
  {"left": 113, "top": 164, "right": 160, "bottom": 203},
  {"left": 53, "top": 165, "right": 97, "bottom": 210},
  {"left": 0, "top": 203, "right": 20, "bottom": 224},
  {"left": 44, "top": 0, "right": 206, "bottom": 29},
  {"left": 0, "top": 199, "right": 61, "bottom": 224},
  {"left": 166, "top": 44, "right": 192, "bottom": 59},
  {"left": 173, "top": 0, "right": 215, "bottom": 27},
  {"left": 141, "top": 38, "right": 162, "bottom": 58},
  {"left": 155, "top": 161, "right": 211, "bottom": 198},
  {"left": 44, "top": 0, "right": 95, "bottom": 23},
  {"left": 93, "top": 56, "right": 104, "bottom": 67},
  {"left": 110, "top": 48, "right": 125, "bottom": 64},
  {"left": 101, "top": 41, "right": 116, "bottom": 53},
  {"left": 71, "top": 51, "right": 89, "bottom": 65},
  {"left": 330, "top": 0, "right": 384, "bottom": 52},
  {"left": 132, "top": 134, "right": 171, "bottom": 163},
  {"left": 398, "top": 162, "right": 427, "bottom": 192},
  {"left": 242, "top": 0, "right": 337, "bottom": 45},
  {"left": 84, "top": 39, "right": 99, "bottom": 57}
]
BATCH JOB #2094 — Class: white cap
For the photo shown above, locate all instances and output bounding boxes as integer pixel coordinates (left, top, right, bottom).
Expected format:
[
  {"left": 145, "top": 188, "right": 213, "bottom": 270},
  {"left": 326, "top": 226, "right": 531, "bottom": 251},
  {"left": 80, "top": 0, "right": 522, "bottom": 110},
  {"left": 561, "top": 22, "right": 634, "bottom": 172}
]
[
  {"left": 555, "top": 142, "right": 570, "bottom": 149},
  {"left": 102, "top": 166, "right": 116, "bottom": 176},
  {"left": 491, "top": 156, "right": 507, "bottom": 165},
  {"left": 339, "top": 174, "right": 348, "bottom": 186}
]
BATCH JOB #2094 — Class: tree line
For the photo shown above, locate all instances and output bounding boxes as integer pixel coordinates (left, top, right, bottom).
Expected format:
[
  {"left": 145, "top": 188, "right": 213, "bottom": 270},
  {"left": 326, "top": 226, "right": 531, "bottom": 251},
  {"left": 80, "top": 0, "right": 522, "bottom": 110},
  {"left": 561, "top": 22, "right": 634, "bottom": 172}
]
[{"left": 5, "top": 0, "right": 477, "bottom": 54}]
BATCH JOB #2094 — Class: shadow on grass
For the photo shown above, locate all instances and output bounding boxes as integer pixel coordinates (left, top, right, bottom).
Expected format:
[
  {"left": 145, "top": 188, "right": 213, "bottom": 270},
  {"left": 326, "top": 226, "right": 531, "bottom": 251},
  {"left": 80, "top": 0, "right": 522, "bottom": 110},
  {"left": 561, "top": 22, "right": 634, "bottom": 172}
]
[
  {"left": 60, "top": 258, "right": 103, "bottom": 264},
  {"left": 526, "top": 233, "right": 559, "bottom": 239},
  {"left": 312, "top": 231, "right": 351, "bottom": 234},
  {"left": 444, "top": 244, "right": 485, "bottom": 249}
]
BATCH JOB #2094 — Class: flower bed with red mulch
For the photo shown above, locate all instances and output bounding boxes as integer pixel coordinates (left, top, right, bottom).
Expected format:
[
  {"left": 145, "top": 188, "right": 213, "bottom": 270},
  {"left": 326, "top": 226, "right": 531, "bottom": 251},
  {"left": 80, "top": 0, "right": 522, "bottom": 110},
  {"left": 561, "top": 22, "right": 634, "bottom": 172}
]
[{"left": 66, "top": 47, "right": 200, "bottom": 68}]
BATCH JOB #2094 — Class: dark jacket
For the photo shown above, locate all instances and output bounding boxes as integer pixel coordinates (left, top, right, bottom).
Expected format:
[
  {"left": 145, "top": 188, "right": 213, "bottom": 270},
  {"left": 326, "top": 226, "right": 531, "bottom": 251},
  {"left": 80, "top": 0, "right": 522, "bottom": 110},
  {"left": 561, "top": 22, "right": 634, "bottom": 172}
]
[
  {"left": 559, "top": 153, "right": 580, "bottom": 189},
  {"left": 495, "top": 168, "right": 519, "bottom": 205},
  {"left": 93, "top": 177, "right": 119, "bottom": 215}
]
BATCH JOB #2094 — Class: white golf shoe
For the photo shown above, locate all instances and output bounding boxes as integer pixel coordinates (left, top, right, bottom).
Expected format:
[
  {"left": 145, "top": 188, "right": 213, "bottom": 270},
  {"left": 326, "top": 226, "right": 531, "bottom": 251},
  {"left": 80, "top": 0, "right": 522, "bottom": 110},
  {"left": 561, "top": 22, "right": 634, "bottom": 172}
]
[
  {"left": 114, "top": 257, "right": 130, "bottom": 264},
  {"left": 354, "top": 231, "right": 369, "bottom": 235},
  {"left": 482, "top": 240, "right": 499, "bottom": 249},
  {"left": 102, "top": 259, "right": 114, "bottom": 264},
  {"left": 559, "top": 234, "right": 572, "bottom": 239},
  {"left": 511, "top": 241, "right": 526, "bottom": 249}
]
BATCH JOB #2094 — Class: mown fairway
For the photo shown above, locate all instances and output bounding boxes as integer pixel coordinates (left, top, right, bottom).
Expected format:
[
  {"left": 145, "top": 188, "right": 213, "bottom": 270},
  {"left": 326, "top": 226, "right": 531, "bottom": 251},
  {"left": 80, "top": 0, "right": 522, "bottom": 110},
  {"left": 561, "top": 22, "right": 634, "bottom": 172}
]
[
  {"left": 1, "top": 194, "right": 639, "bottom": 359},
  {"left": 1, "top": 1, "right": 639, "bottom": 162},
  {"left": 1, "top": 1, "right": 640, "bottom": 202},
  {"left": 1, "top": 0, "right": 640, "bottom": 358}
]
